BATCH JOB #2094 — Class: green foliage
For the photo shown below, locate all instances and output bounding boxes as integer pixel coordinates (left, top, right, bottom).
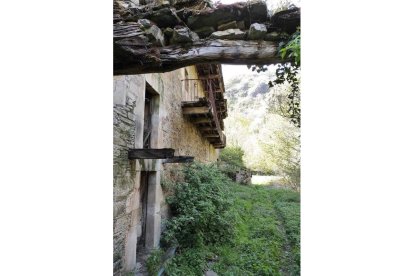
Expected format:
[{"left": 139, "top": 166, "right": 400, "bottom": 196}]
[
  {"left": 278, "top": 30, "right": 301, "bottom": 66},
  {"left": 269, "top": 63, "right": 300, "bottom": 128},
  {"left": 249, "top": 28, "right": 301, "bottom": 128},
  {"left": 210, "top": 184, "right": 284, "bottom": 275},
  {"left": 162, "top": 163, "right": 234, "bottom": 248},
  {"left": 161, "top": 181, "right": 300, "bottom": 276},
  {"left": 273, "top": 190, "right": 301, "bottom": 275},
  {"left": 272, "top": 29, "right": 301, "bottom": 127},
  {"left": 219, "top": 146, "right": 245, "bottom": 168},
  {"left": 146, "top": 249, "right": 163, "bottom": 275},
  {"left": 218, "top": 146, "right": 248, "bottom": 180},
  {"left": 260, "top": 124, "right": 301, "bottom": 190},
  {"left": 164, "top": 248, "right": 209, "bottom": 276}
]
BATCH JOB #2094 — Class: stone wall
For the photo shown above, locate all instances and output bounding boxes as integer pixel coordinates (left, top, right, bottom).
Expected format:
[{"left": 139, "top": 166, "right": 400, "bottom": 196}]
[
  {"left": 113, "top": 75, "right": 145, "bottom": 273},
  {"left": 113, "top": 67, "right": 218, "bottom": 275}
]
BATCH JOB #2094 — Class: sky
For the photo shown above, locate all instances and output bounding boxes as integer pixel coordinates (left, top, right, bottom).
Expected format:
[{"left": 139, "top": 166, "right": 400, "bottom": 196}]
[{"left": 222, "top": 64, "right": 277, "bottom": 83}]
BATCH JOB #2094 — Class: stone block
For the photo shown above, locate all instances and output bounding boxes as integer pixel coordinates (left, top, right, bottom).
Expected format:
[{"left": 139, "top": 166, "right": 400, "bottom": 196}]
[
  {"left": 245, "top": 0, "right": 268, "bottom": 23},
  {"left": 125, "top": 189, "right": 140, "bottom": 214},
  {"left": 247, "top": 23, "right": 267, "bottom": 40},
  {"left": 145, "top": 7, "right": 182, "bottom": 28},
  {"left": 210, "top": 29, "right": 246, "bottom": 40},
  {"left": 163, "top": 27, "right": 174, "bottom": 39},
  {"left": 124, "top": 222, "right": 138, "bottom": 271},
  {"left": 193, "top": 26, "right": 215, "bottom": 38},
  {"left": 113, "top": 77, "right": 126, "bottom": 106},
  {"left": 145, "top": 25, "right": 165, "bottom": 46},
  {"left": 264, "top": 32, "right": 280, "bottom": 41},
  {"left": 113, "top": 201, "right": 126, "bottom": 218},
  {"left": 171, "top": 26, "right": 194, "bottom": 43},
  {"left": 114, "top": 215, "right": 130, "bottom": 235},
  {"left": 217, "top": 21, "right": 237, "bottom": 31},
  {"left": 137, "top": 19, "right": 152, "bottom": 29},
  {"left": 236, "top": 20, "right": 245, "bottom": 30}
]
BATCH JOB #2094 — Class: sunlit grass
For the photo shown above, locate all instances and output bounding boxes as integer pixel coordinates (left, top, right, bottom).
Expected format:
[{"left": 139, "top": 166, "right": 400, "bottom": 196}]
[{"left": 251, "top": 175, "right": 282, "bottom": 186}]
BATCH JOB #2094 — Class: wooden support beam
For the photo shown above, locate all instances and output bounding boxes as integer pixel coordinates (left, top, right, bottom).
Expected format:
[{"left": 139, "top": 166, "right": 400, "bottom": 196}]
[
  {"left": 114, "top": 40, "right": 286, "bottom": 75},
  {"left": 195, "top": 74, "right": 221, "bottom": 80},
  {"left": 113, "top": 3, "right": 299, "bottom": 75},
  {"left": 128, "top": 148, "right": 175, "bottom": 159},
  {"left": 199, "top": 126, "right": 215, "bottom": 132},
  {"left": 204, "top": 134, "right": 220, "bottom": 138},
  {"left": 182, "top": 106, "right": 210, "bottom": 115},
  {"left": 163, "top": 156, "right": 195, "bottom": 164},
  {"left": 191, "top": 117, "right": 212, "bottom": 124}
]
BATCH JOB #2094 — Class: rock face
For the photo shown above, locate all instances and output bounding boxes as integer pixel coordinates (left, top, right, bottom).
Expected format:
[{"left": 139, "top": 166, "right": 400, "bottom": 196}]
[
  {"left": 186, "top": 0, "right": 267, "bottom": 30},
  {"left": 245, "top": 0, "right": 268, "bottom": 24},
  {"left": 270, "top": 7, "right": 300, "bottom": 34},
  {"left": 137, "top": 20, "right": 165, "bottom": 46},
  {"left": 264, "top": 32, "right": 280, "bottom": 41},
  {"left": 210, "top": 29, "right": 246, "bottom": 40},
  {"left": 217, "top": 20, "right": 237, "bottom": 31},
  {"left": 235, "top": 170, "right": 252, "bottom": 185},
  {"left": 236, "top": 20, "right": 245, "bottom": 30},
  {"left": 247, "top": 23, "right": 267, "bottom": 40},
  {"left": 145, "top": 7, "right": 183, "bottom": 28},
  {"left": 194, "top": 26, "right": 216, "bottom": 38},
  {"left": 137, "top": 19, "right": 152, "bottom": 29},
  {"left": 172, "top": 26, "right": 199, "bottom": 43}
]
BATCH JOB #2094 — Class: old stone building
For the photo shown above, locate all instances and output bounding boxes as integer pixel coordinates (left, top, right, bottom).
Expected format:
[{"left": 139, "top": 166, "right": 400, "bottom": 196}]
[{"left": 113, "top": 64, "right": 227, "bottom": 274}]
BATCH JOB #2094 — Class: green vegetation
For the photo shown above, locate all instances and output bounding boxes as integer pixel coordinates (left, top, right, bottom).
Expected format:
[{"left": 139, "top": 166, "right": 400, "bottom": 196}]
[
  {"left": 218, "top": 146, "right": 248, "bottom": 180},
  {"left": 162, "top": 163, "right": 234, "bottom": 248},
  {"left": 219, "top": 146, "right": 245, "bottom": 169},
  {"left": 209, "top": 184, "right": 300, "bottom": 276},
  {"left": 223, "top": 71, "right": 300, "bottom": 189},
  {"left": 148, "top": 163, "right": 300, "bottom": 276}
]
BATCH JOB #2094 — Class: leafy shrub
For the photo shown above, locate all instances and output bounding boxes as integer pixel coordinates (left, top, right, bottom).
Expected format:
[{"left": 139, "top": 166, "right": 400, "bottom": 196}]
[
  {"left": 162, "top": 163, "right": 234, "bottom": 248},
  {"left": 219, "top": 146, "right": 245, "bottom": 168},
  {"left": 146, "top": 249, "right": 163, "bottom": 275},
  {"left": 218, "top": 146, "right": 249, "bottom": 181},
  {"left": 164, "top": 248, "right": 209, "bottom": 276}
]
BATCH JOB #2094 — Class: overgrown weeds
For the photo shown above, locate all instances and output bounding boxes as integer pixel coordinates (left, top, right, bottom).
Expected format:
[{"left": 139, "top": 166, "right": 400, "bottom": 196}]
[
  {"left": 162, "top": 163, "right": 235, "bottom": 248},
  {"left": 147, "top": 163, "right": 300, "bottom": 276}
]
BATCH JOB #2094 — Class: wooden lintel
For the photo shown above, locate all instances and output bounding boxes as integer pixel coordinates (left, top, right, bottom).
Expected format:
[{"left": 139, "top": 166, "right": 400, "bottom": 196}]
[
  {"left": 182, "top": 106, "right": 210, "bottom": 115},
  {"left": 163, "top": 156, "right": 195, "bottom": 164},
  {"left": 128, "top": 148, "right": 175, "bottom": 159},
  {"left": 191, "top": 117, "right": 212, "bottom": 124}
]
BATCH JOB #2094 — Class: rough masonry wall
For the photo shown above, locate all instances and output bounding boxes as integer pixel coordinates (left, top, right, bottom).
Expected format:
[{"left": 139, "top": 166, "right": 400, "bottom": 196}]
[
  {"left": 113, "top": 75, "right": 145, "bottom": 274},
  {"left": 113, "top": 67, "right": 219, "bottom": 274},
  {"left": 146, "top": 67, "right": 218, "bottom": 163},
  {"left": 145, "top": 67, "right": 218, "bottom": 224}
]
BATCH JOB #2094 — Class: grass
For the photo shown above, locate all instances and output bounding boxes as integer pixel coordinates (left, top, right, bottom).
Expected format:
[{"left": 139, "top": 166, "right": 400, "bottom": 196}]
[{"left": 151, "top": 182, "right": 300, "bottom": 276}]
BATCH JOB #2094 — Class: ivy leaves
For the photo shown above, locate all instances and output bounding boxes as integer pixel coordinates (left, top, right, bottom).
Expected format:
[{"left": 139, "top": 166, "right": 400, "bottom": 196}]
[
  {"left": 278, "top": 30, "right": 300, "bottom": 66},
  {"left": 269, "top": 63, "right": 301, "bottom": 128},
  {"left": 248, "top": 28, "right": 301, "bottom": 128}
]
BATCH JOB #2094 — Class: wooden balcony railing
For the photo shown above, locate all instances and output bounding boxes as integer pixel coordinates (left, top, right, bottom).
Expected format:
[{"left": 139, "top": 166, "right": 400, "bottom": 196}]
[{"left": 181, "top": 78, "right": 226, "bottom": 148}]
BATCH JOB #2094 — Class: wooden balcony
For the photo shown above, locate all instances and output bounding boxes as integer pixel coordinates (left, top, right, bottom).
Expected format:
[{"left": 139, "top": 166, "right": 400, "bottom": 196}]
[{"left": 181, "top": 65, "right": 227, "bottom": 148}]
